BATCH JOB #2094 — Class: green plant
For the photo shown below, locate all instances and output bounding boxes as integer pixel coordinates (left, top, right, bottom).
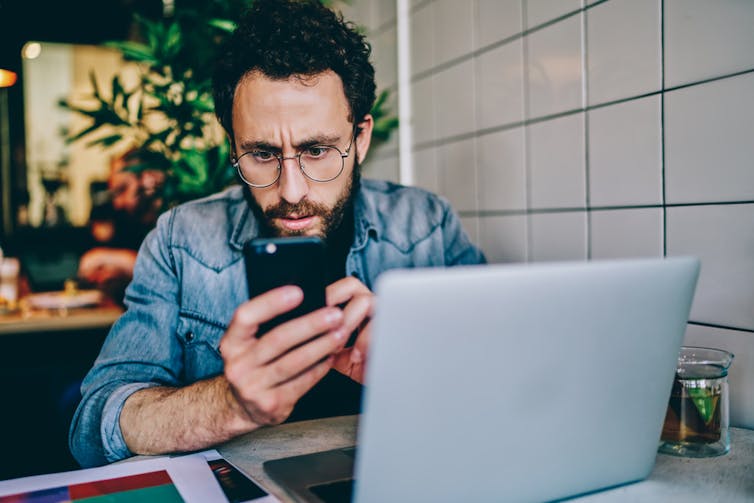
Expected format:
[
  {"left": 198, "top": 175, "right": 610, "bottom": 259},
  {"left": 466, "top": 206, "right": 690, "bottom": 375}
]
[{"left": 60, "top": 0, "right": 398, "bottom": 212}]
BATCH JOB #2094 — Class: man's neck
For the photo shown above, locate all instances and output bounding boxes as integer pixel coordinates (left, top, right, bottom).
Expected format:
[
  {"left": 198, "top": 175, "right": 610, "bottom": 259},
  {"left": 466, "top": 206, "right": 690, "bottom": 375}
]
[{"left": 323, "top": 201, "right": 355, "bottom": 284}]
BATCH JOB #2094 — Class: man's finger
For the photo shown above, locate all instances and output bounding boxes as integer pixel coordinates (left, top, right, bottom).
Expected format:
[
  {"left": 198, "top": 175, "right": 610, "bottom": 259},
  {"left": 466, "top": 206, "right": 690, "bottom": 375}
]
[
  {"left": 276, "top": 356, "right": 334, "bottom": 404},
  {"left": 253, "top": 307, "right": 344, "bottom": 365},
  {"left": 221, "top": 286, "right": 303, "bottom": 357},
  {"left": 337, "top": 293, "right": 373, "bottom": 345},
  {"left": 326, "top": 276, "right": 371, "bottom": 306}
]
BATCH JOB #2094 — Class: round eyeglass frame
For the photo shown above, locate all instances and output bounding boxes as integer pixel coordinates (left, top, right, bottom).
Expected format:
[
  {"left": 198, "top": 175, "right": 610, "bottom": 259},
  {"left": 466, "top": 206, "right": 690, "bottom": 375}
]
[{"left": 233, "top": 135, "right": 355, "bottom": 188}]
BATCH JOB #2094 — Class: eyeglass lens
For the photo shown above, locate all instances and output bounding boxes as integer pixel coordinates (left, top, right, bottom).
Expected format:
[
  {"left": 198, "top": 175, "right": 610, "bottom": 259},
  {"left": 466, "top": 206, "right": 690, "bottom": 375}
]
[{"left": 237, "top": 146, "right": 345, "bottom": 187}]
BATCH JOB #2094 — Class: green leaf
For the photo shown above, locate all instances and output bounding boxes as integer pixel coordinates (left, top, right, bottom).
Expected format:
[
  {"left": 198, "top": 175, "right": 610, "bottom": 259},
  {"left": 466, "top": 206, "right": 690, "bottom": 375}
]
[
  {"left": 89, "top": 71, "right": 102, "bottom": 100},
  {"left": 163, "top": 22, "right": 182, "bottom": 60},
  {"left": 372, "top": 89, "right": 389, "bottom": 113},
  {"left": 65, "top": 123, "right": 104, "bottom": 144},
  {"left": 105, "top": 41, "right": 157, "bottom": 64},
  {"left": 175, "top": 149, "right": 209, "bottom": 189},
  {"left": 208, "top": 18, "right": 237, "bottom": 33},
  {"left": 85, "top": 133, "right": 124, "bottom": 148},
  {"left": 687, "top": 387, "right": 719, "bottom": 425}
]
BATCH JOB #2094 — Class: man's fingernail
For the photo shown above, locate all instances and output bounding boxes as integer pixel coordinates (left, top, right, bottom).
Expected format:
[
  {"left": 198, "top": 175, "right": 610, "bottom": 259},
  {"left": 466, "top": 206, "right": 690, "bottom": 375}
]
[
  {"left": 351, "top": 348, "right": 362, "bottom": 363},
  {"left": 333, "top": 329, "right": 347, "bottom": 341},
  {"left": 282, "top": 286, "right": 303, "bottom": 302},
  {"left": 325, "top": 310, "right": 343, "bottom": 324}
]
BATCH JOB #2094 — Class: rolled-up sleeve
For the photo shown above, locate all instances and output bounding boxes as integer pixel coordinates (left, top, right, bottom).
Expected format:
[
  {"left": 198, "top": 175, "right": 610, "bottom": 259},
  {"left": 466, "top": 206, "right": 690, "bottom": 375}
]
[
  {"left": 100, "top": 382, "right": 161, "bottom": 462},
  {"left": 69, "top": 210, "right": 184, "bottom": 467}
]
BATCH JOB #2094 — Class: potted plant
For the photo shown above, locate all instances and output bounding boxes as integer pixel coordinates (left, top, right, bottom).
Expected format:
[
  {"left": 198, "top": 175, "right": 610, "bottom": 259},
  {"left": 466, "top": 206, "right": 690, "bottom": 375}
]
[{"left": 60, "top": 0, "right": 398, "bottom": 213}]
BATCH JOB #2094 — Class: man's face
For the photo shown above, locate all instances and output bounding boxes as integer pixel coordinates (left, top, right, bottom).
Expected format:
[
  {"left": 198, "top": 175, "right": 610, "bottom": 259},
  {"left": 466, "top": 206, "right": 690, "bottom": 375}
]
[{"left": 231, "top": 70, "right": 373, "bottom": 239}]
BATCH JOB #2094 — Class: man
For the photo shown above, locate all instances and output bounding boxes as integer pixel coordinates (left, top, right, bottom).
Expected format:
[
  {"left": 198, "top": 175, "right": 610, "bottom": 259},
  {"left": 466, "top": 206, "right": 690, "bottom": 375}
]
[
  {"left": 78, "top": 148, "right": 165, "bottom": 303},
  {"left": 70, "top": 0, "right": 485, "bottom": 468}
]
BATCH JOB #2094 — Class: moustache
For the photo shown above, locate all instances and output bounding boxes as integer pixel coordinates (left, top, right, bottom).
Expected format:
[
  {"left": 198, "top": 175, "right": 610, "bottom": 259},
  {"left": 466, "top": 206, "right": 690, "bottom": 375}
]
[{"left": 263, "top": 199, "right": 331, "bottom": 219}]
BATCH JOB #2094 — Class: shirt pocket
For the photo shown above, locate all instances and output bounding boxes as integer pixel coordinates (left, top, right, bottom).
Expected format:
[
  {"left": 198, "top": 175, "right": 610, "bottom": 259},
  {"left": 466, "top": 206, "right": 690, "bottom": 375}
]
[{"left": 176, "top": 313, "right": 225, "bottom": 381}]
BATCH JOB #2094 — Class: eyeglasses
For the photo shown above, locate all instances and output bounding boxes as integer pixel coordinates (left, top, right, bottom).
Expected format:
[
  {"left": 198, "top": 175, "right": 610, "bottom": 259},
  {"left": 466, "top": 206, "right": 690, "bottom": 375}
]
[{"left": 233, "top": 135, "right": 355, "bottom": 188}]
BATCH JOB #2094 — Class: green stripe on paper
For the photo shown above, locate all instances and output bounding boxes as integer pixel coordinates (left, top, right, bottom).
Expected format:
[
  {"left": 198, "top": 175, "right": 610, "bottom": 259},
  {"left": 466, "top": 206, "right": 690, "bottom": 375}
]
[{"left": 75, "top": 483, "right": 183, "bottom": 502}]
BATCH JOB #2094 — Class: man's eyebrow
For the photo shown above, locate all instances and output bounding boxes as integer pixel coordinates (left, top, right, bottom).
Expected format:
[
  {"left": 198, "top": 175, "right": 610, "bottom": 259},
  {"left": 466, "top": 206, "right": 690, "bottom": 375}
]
[
  {"left": 237, "top": 134, "right": 343, "bottom": 153},
  {"left": 237, "top": 140, "right": 278, "bottom": 152}
]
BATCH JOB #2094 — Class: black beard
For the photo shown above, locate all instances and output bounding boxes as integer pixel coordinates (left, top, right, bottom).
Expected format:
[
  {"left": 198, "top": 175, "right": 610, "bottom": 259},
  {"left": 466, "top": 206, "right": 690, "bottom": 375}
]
[{"left": 244, "top": 162, "right": 361, "bottom": 243}]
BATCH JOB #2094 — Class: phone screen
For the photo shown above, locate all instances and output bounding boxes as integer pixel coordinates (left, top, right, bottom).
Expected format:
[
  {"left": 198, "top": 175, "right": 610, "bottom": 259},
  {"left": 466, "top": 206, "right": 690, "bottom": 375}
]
[{"left": 244, "top": 236, "right": 327, "bottom": 337}]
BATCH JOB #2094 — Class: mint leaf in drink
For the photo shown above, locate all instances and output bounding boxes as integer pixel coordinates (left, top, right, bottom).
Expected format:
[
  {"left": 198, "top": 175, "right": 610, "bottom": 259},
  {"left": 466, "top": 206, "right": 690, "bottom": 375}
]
[{"left": 687, "top": 387, "right": 719, "bottom": 425}]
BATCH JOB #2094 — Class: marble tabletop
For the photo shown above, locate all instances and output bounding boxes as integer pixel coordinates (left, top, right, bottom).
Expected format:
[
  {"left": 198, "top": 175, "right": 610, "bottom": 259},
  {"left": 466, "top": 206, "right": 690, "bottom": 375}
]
[{"left": 218, "top": 415, "right": 754, "bottom": 502}]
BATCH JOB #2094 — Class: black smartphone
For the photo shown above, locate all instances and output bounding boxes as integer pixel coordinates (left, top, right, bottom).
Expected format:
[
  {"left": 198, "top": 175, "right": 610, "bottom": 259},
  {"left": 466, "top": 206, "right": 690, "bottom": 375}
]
[{"left": 244, "top": 236, "right": 327, "bottom": 337}]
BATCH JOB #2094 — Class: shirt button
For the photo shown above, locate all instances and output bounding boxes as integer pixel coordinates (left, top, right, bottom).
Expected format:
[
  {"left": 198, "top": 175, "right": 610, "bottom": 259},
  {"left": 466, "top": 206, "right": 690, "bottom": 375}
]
[{"left": 185, "top": 331, "right": 194, "bottom": 342}]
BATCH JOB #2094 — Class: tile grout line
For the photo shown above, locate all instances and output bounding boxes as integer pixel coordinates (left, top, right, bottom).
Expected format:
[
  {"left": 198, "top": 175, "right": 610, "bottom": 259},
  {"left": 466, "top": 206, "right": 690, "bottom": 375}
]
[
  {"left": 688, "top": 321, "right": 754, "bottom": 335},
  {"left": 521, "top": 0, "right": 533, "bottom": 262},
  {"left": 660, "top": 0, "right": 668, "bottom": 258},
  {"left": 463, "top": 200, "right": 754, "bottom": 218},
  {"left": 582, "top": 5, "right": 592, "bottom": 260},
  {"left": 411, "top": 65, "right": 754, "bottom": 154}
]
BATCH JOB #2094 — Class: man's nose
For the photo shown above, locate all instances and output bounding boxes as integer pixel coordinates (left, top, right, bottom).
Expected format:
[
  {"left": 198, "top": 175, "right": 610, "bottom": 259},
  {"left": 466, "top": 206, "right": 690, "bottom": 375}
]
[{"left": 277, "top": 157, "right": 309, "bottom": 204}]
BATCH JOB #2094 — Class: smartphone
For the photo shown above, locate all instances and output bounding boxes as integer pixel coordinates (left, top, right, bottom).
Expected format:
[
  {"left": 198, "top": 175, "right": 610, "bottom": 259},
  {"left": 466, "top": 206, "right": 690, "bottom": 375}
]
[{"left": 244, "top": 236, "right": 327, "bottom": 337}]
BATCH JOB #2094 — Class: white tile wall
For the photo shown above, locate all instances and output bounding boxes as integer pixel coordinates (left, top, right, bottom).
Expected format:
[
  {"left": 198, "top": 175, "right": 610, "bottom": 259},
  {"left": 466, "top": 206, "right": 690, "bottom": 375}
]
[
  {"left": 433, "top": 0, "right": 474, "bottom": 66},
  {"left": 370, "top": 0, "right": 397, "bottom": 29},
  {"left": 525, "top": 0, "right": 581, "bottom": 29},
  {"left": 412, "top": 147, "right": 439, "bottom": 194},
  {"left": 334, "top": 1, "right": 371, "bottom": 30},
  {"left": 411, "top": 76, "right": 435, "bottom": 146},
  {"left": 526, "top": 14, "right": 584, "bottom": 118},
  {"left": 477, "top": 128, "right": 526, "bottom": 211},
  {"left": 475, "top": 0, "right": 523, "bottom": 50},
  {"left": 373, "top": 25, "right": 398, "bottom": 90},
  {"left": 479, "top": 215, "right": 528, "bottom": 263},
  {"left": 411, "top": 2, "right": 434, "bottom": 76},
  {"left": 434, "top": 60, "right": 476, "bottom": 140},
  {"left": 475, "top": 39, "right": 525, "bottom": 130},
  {"left": 529, "top": 211, "right": 587, "bottom": 261},
  {"left": 364, "top": 0, "right": 754, "bottom": 428},
  {"left": 684, "top": 325, "right": 754, "bottom": 429},
  {"left": 586, "top": 0, "right": 661, "bottom": 106},
  {"left": 667, "top": 204, "right": 754, "bottom": 331},
  {"left": 437, "top": 138, "right": 478, "bottom": 213},
  {"left": 363, "top": 155, "right": 399, "bottom": 183},
  {"left": 665, "top": 0, "right": 754, "bottom": 88},
  {"left": 588, "top": 95, "right": 662, "bottom": 207},
  {"left": 460, "top": 216, "right": 480, "bottom": 246},
  {"left": 665, "top": 73, "right": 754, "bottom": 204},
  {"left": 527, "top": 113, "right": 585, "bottom": 209},
  {"left": 590, "top": 208, "right": 663, "bottom": 260}
]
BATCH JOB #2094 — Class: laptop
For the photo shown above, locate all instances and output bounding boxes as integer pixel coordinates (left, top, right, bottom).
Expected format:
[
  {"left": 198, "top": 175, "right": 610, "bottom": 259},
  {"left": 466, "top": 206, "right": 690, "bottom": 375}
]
[{"left": 263, "top": 257, "right": 700, "bottom": 502}]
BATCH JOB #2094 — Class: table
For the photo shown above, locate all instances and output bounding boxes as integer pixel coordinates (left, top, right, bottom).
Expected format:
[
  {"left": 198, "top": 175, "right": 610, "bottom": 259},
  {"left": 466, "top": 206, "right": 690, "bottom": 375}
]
[
  {"left": 218, "top": 416, "right": 754, "bottom": 502},
  {"left": 0, "top": 305, "right": 123, "bottom": 336},
  {"left": 0, "top": 304, "right": 123, "bottom": 479}
]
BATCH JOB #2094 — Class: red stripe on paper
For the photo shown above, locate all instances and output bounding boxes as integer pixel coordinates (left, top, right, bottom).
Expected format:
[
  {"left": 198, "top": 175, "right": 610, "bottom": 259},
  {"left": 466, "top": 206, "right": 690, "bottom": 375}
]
[{"left": 68, "top": 470, "right": 172, "bottom": 498}]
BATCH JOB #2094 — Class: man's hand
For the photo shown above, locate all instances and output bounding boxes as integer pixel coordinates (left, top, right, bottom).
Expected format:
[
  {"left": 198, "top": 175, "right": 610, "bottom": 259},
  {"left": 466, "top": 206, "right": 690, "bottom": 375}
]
[
  {"left": 78, "top": 247, "right": 137, "bottom": 285},
  {"left": 220, "top": 285, "right": 349, "bottom": 426},
  {"left": 326, "top": 277, "right": 374, "bottom": 384}
]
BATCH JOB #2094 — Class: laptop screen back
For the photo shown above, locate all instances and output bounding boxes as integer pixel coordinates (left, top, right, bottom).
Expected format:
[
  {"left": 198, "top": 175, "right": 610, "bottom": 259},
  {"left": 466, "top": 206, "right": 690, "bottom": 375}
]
[{"left": 353, "top": 257, "right": 699, "bottom": 502}]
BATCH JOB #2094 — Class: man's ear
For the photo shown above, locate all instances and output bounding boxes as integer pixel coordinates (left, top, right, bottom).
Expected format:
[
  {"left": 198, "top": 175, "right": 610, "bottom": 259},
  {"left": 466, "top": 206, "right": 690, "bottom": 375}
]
[{"left": 354, "top": 114, "right": 374, "bottom": 164}]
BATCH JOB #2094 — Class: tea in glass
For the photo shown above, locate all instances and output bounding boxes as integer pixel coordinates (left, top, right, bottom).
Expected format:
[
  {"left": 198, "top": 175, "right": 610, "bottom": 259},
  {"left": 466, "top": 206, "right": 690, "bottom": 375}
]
[{"left": 659, "top": 346, "right": 733, "bottom": 457}]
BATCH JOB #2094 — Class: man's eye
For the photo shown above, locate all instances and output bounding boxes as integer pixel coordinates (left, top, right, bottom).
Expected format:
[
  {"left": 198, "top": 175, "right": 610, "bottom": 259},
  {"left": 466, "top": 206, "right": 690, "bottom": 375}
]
[
  {"left": 252, "top": 151, "right": 276, "bottom": 162},
  {"left": 304, "top": 146, "right": 329, "bottom": 158}
]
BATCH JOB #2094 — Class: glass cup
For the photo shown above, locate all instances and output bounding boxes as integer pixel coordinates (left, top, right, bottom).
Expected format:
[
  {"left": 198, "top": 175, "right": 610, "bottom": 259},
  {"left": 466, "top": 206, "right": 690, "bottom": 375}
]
[{"left": 659, "top": 346, "right": 734, "bottom": 457}]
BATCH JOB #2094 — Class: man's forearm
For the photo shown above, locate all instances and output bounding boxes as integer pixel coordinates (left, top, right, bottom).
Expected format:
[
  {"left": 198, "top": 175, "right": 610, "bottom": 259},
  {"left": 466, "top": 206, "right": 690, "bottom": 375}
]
[{"left": 120, "top": 375, "right": 259, "bottom": 456}]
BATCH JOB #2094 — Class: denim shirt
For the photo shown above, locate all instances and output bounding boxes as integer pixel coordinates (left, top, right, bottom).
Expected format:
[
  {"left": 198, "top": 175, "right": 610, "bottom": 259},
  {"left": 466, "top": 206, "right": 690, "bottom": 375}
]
[{"left": 69, "top": 179, "right": 486, "bottom": 467}]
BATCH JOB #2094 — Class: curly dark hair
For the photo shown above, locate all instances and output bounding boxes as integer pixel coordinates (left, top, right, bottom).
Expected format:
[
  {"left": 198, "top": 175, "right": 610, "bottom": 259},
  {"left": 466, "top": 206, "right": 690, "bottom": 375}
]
[{"left": 212, "top": 0, "right": 376, "bottom": 139}]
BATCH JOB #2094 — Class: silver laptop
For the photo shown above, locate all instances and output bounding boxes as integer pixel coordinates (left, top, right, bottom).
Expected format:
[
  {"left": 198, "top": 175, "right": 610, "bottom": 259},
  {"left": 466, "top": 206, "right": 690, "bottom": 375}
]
[{"left": 264, "top": 257, "right": 700, "bottom": 503}]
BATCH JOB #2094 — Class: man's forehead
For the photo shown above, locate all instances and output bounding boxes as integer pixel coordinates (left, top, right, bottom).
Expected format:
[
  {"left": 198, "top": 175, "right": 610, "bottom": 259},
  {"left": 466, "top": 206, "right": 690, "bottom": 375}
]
[
  {"left": 235, "top": 69, "right": 349, "bottom": 107},
  {"left": 232, "top": 70, "right": 353, "bottom": 145}
]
